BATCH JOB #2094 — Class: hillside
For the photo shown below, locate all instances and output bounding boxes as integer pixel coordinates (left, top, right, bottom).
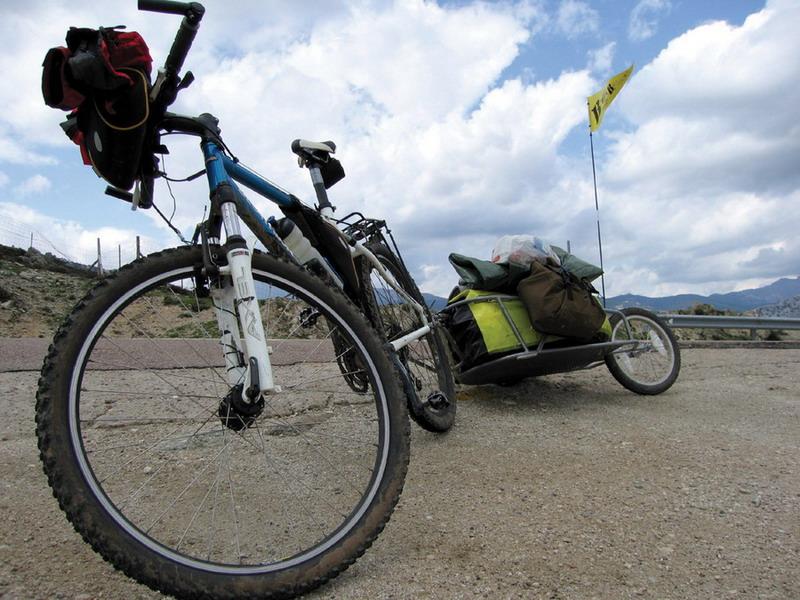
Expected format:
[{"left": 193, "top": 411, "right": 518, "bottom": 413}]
[
  {"left": 0, "top": 245, "right": 96, "bottom": 337},
  {"left": 754, "top": 295, "right": 800, "bottom": 318},
  {"left": 0, "top": 245, "right": 335, "bottom": 340},
  {"left": 3, "top": 243, "right": 799, "bottom": 339}
]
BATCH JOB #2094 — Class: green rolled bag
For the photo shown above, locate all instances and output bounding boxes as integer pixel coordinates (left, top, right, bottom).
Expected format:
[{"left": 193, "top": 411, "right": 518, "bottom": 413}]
[{"left": 550, "top": 246, "right": 604, "bottom": 282}]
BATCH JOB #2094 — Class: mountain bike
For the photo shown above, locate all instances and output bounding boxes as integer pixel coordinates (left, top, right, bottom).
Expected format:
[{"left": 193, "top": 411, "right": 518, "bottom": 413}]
[{"left": 36, "top": 1, "right": 454, "bottom": 598}]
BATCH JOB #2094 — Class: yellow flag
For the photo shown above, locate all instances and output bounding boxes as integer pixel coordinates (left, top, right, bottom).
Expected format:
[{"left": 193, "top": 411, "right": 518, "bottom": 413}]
[{"left": 588, "top": 65, "right": 634, "bottom": 132}]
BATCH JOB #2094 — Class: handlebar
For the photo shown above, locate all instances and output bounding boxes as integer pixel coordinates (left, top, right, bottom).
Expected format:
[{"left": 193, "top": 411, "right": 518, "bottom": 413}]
[
  {"left": 138, "top": 0, "right": 196, "bottom": 16},
  {"left": 138, "top": 0, "right": 205, "bottom": 79},
  {"left": 135, "top": 1, "right": 205, "bottom": 210}
]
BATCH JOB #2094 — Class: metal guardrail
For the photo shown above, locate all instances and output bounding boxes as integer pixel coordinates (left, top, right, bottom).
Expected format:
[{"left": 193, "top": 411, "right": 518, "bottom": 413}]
[
  {"left": 662, "top": 315, "right": 800, "bottom": 340},
  {"left": 662, "top": 315, "right": 800, "bottom": 330}
]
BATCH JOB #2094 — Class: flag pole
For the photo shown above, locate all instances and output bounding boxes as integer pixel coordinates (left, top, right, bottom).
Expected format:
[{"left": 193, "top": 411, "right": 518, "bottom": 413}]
[
  {"left": 586, "top": 65, "right": 633, "bottom": 308},
  {"left": 589, "top": 130, "right": 606, "bottom": 307}
]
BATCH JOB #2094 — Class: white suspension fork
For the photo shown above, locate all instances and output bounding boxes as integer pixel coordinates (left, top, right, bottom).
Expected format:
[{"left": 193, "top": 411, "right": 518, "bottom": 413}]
[
  {"left": 210, "top": 283, "right": 247, "bottom": 388},
  {"left": 218, "top": 201, "right": 276, "bottom": 395}
]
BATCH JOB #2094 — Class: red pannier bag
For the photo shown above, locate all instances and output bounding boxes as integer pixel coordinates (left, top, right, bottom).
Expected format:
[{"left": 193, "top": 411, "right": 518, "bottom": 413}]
[{"left": 42, "top": 27, "right": 153, "bottom": 192}]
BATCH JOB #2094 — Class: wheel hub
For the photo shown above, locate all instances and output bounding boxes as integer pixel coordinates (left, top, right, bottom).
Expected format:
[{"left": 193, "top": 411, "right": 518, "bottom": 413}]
[{"left": 218, "top": 384, "right": 264, "bottom": 431}]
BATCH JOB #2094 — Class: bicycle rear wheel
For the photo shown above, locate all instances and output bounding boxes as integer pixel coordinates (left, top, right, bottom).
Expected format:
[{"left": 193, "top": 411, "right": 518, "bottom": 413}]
[
  {"left": 36, "top": 246, "right": 409, "bottom": 599},
  {"left": 357, "top": 243, "right": 456, "bottom": 432}
]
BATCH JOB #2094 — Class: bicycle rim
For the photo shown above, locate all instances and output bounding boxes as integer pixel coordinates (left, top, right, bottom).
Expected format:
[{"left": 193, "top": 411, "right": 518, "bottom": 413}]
[
  {"left": 609, "top": 315, "right": 676, "bottom": 386},
  {"left": 64, "top": 255, "right": 395, "bottom": 574}
]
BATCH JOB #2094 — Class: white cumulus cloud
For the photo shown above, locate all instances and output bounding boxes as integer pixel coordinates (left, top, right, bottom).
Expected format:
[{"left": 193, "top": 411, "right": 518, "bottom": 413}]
[
  {"left": 3, "top": 0, "right": 797, "bottom": 299},
  {"left": 0, "top": 201, "right": 161, "bottom": 267},
  {"left": 601, "top": 0, "right": 800, "bottom": 294},
  {"left": 587, "top": 42, "right": 616, "bottom": 75},
  {"left": 629, "top": 0, "right": 671, "bottom": 42},
  {"left": 15, "top": 174, "right": 52, "bottom": 196},
  {"left": 556, "top": 0, "right": 600, "bottom": 39}
]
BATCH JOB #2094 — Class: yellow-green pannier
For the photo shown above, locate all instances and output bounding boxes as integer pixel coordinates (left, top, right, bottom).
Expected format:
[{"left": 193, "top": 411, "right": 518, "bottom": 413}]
[{"left": 445, "top": 288, "right": 611, "bottom": 369}]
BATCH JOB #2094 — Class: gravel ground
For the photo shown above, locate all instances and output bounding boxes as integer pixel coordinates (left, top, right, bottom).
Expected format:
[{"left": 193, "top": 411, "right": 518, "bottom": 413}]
[{"left": 1, "top": 348, "right": 798, "bottom": 599}]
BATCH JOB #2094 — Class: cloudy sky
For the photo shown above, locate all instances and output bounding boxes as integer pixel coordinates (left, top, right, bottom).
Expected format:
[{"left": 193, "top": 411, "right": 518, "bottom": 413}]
[{"left": 1, "top": 0, "right": 797, "bottom": 298}]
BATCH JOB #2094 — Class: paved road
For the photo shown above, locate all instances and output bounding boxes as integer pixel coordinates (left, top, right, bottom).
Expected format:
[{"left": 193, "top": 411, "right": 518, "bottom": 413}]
[
  {"left": 1, "top": 347, "right": 798, "bottom": 599},
  {"left": 0, "top": 337, "right": 334, "bottom": 372},
  {"left": 0, "top": 338, "right": 52, "bottom": 372}
]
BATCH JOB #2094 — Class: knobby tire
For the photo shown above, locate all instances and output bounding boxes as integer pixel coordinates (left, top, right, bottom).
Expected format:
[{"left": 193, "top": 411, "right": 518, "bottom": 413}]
[
  {"left": 357, "top": 243, "right": 457, "bottom": 432},
  {"left": 36, "top": 246, "right": 410, "bottom": 599}
]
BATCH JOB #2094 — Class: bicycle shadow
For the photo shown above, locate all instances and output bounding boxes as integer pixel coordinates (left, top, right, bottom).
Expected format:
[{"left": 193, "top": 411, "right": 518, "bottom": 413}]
[{"left": 454, "top": 369, "right": 644, "bottom": 416}]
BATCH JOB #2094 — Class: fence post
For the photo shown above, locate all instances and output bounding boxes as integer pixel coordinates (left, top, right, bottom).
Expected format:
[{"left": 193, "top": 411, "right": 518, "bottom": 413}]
[
  {"left": 136, "top": 235, "right": 142, "bottom": 259},
  {"left": 96, "top": 238, "right": 104, "bottom": 277}
]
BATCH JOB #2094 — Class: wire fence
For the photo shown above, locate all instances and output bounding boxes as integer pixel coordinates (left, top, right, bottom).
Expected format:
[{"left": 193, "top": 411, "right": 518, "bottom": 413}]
[{"left": 0, "top": 214, "right": 154, "bottom": 274}]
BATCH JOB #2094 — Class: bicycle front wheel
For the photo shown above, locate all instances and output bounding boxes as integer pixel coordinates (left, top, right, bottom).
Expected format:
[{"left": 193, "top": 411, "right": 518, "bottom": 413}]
[
  {"left": 36, "top": 246, "right": 410, "bottom": 599},
  {"left": 358, "top": 243, "right": 456, "bottom": 432}
]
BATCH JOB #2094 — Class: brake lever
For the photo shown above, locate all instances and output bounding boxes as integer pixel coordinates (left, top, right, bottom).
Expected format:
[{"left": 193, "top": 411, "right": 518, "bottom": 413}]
[{"left": 177, "top": 71, "right": 194, "bottom": 91}]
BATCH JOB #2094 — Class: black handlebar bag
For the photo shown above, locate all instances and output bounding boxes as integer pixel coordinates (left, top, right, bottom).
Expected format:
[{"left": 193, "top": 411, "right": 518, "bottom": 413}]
[
  {"left": 43, "top": 28, "right": 153, "bottom": 191},
  {"left": 80, "top": 66, "right": 150, "bottom": 190}
]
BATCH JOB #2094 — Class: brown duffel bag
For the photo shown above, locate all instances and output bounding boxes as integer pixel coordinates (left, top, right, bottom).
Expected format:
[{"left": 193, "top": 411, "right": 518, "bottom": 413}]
[{"left": 517, "top": 258, "right": 606, "bottom": 339}]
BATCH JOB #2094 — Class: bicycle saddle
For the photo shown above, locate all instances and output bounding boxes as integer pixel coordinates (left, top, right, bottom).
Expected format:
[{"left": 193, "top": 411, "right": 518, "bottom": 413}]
[
  {"left": 292, "top": 138, "right": 345, "bottom": 189},
  {"left": 292, "top": 139, "right": 336, "bottom": 160}
]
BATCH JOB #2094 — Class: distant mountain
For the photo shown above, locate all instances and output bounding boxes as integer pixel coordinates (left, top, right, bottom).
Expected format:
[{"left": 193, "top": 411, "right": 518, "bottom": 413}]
[
  {"left": 606, "top": 276, "right": 800, "bottom": 314},
  {"left": 423, "top": 293, "right": 448, "bottom": 311}
]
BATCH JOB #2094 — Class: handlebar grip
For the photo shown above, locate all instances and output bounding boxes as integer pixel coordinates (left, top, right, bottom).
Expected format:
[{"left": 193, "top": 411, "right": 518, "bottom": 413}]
[
  {"left": 138, "top": 0, "right": 192, "bottom": 16},
  {"left": 165, "top": 16, "right": 200, "bottom": 75},
  {"left": 140, "top": 1, "right": 205, "bottom": 81}
]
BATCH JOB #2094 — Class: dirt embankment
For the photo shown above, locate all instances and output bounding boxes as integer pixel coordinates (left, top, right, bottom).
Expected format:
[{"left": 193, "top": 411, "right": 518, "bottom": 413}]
[{"left": 0, "top": 246, "right": 96, "bottom": 338}]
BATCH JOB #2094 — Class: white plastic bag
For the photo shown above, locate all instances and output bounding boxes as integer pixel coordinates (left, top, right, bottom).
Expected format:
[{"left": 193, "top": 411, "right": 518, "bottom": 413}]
[{"left": 491, "top": 235, "right": 561, "bottom": 266}]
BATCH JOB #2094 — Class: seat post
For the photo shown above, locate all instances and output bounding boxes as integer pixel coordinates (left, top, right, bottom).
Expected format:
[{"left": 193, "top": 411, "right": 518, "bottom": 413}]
[{"left": 308, "top": 165, "right": 335, "bottom": 217}]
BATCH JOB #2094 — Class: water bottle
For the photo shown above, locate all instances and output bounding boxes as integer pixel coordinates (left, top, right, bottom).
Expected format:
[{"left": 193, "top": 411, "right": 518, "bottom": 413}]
[{"left": 274, "top": 218, "right": 343, "bottom": 287}]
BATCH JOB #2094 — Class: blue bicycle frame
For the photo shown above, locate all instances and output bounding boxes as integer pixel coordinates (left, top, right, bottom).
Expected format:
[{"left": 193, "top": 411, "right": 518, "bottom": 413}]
[
  {"left": 202, "top": 141, "right": 292, "bottom": 243},
  {"left": 197, "top": 139, "right": 432, "bottom": 399}
]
